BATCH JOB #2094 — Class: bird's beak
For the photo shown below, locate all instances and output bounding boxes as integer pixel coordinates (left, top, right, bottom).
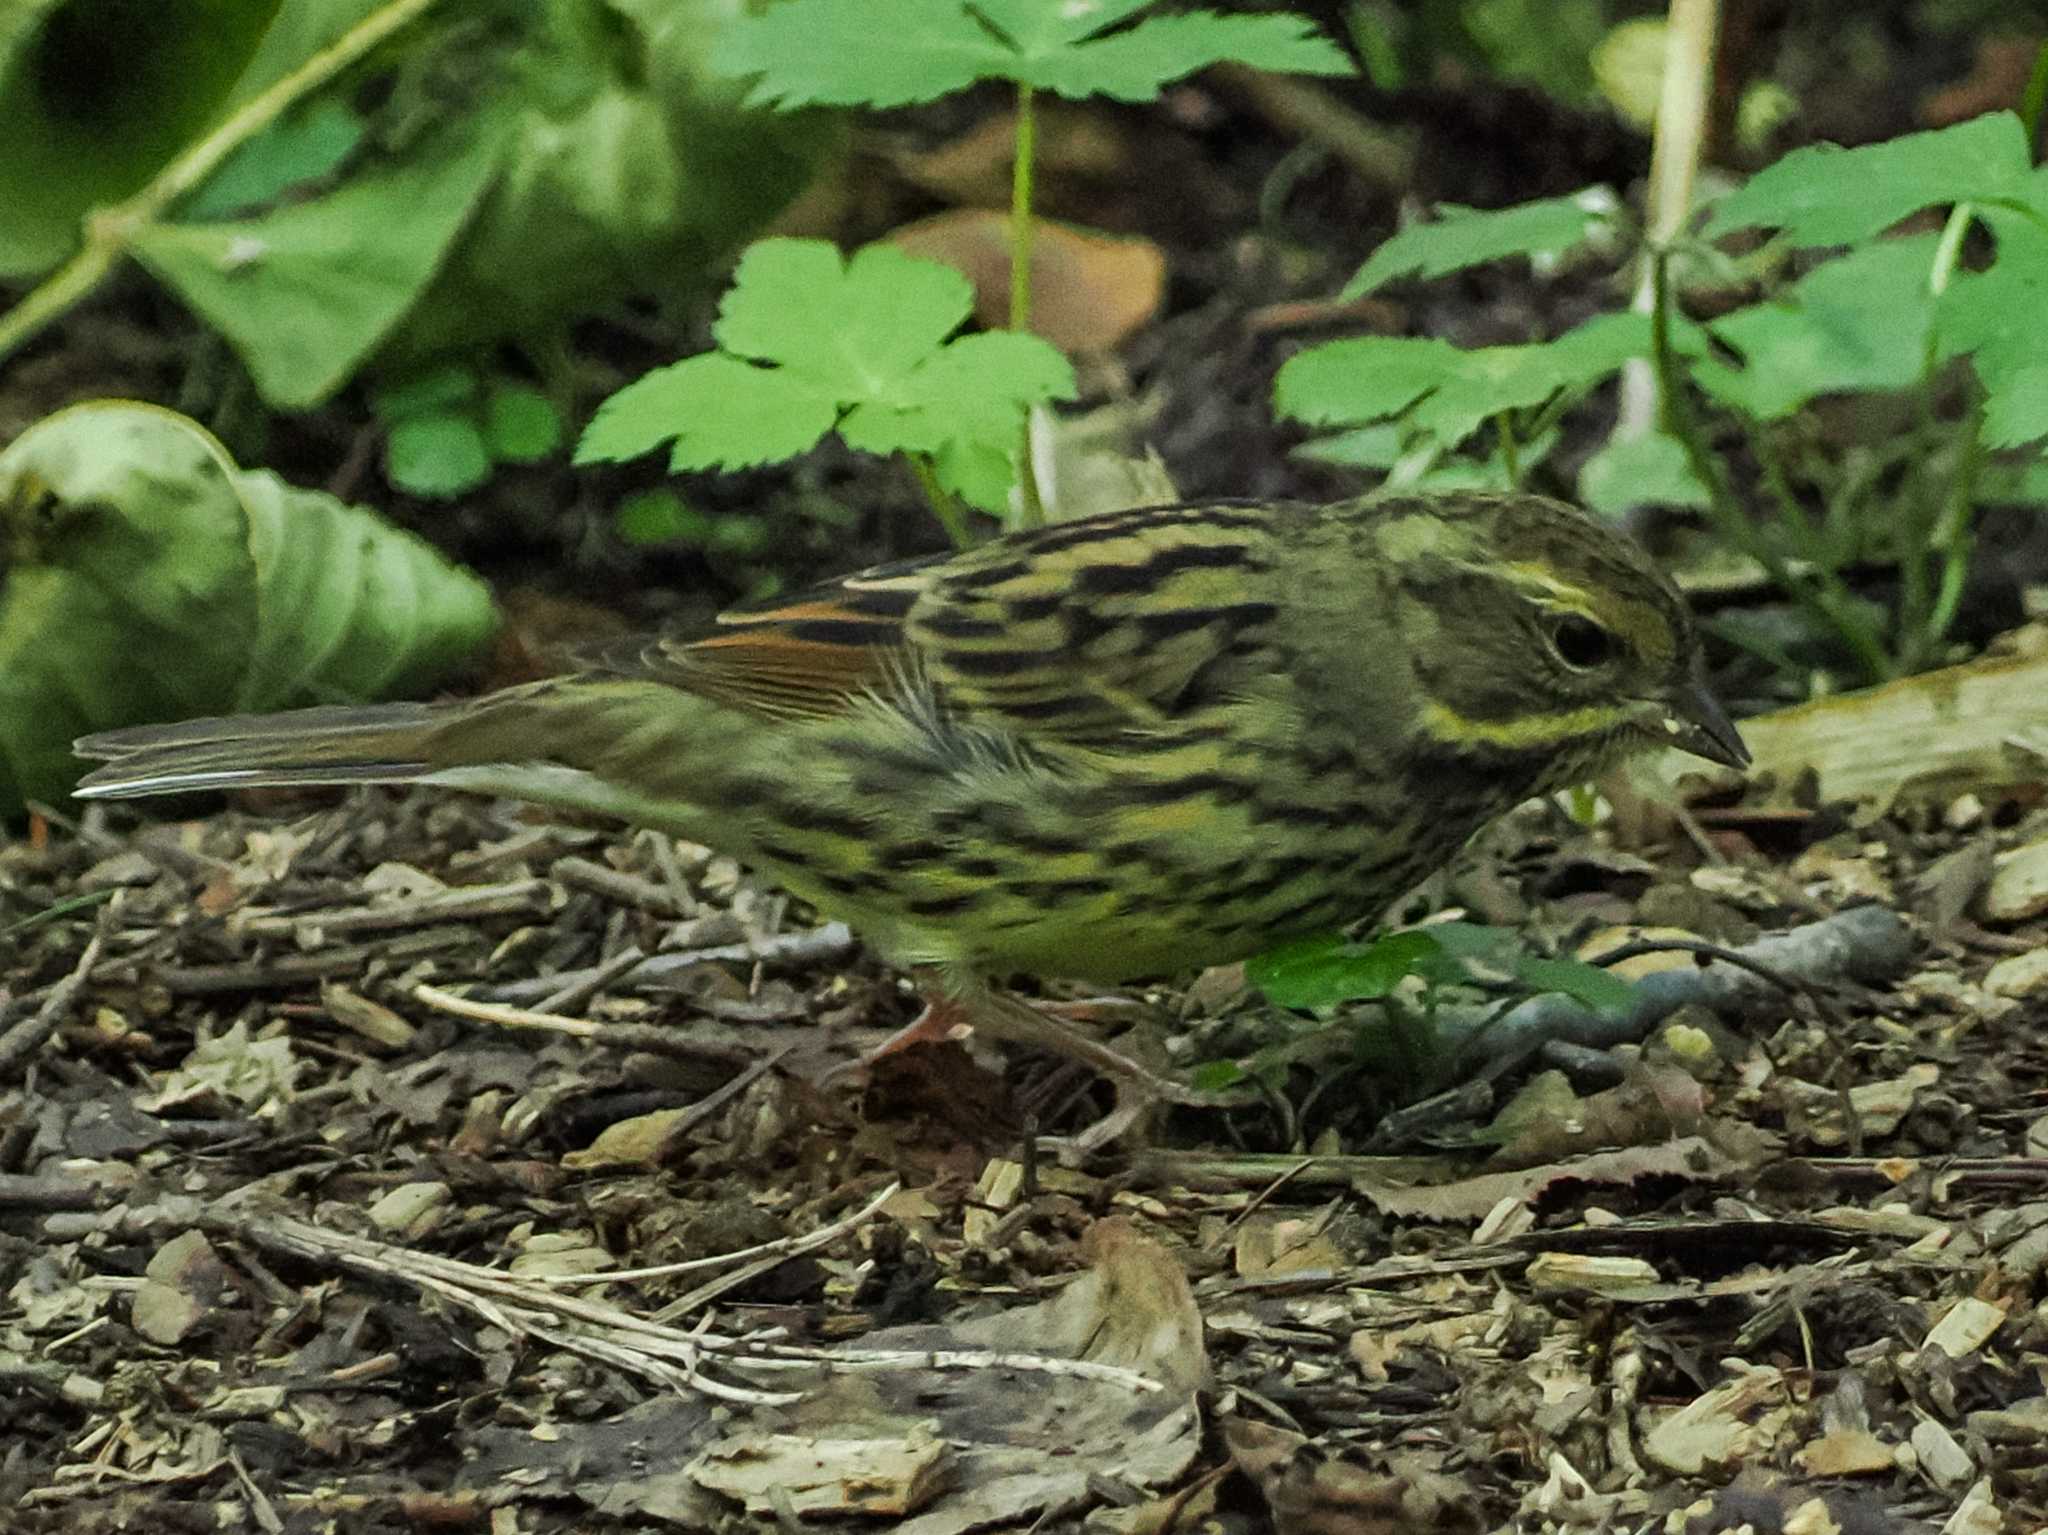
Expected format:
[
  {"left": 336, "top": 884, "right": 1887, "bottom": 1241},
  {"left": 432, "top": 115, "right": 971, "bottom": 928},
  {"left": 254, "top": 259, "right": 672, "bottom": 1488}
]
[{"left": 1661, "top": 676, "right": 1750, "bottom": 770}]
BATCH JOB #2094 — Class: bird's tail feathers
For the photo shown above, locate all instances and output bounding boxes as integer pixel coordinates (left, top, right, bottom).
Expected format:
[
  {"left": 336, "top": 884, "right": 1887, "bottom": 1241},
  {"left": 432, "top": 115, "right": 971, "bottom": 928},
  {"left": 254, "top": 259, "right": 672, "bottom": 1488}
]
[{"left": 72, "top": 703, "right": 445, "bottom": 800}]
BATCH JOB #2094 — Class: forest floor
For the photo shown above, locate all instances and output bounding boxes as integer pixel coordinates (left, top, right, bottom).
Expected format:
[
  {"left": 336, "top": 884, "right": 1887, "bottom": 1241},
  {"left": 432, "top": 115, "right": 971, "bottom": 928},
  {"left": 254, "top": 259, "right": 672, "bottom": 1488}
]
[{"left": 6, "top": 12, "right": 2048, "bottom": 1535}]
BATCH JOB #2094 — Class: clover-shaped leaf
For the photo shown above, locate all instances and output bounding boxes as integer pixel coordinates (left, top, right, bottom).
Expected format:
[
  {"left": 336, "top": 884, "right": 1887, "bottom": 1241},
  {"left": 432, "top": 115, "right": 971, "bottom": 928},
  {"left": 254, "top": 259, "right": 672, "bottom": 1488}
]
[{"left": 577, "top": 239, "right": 1076, "bottom": 510}]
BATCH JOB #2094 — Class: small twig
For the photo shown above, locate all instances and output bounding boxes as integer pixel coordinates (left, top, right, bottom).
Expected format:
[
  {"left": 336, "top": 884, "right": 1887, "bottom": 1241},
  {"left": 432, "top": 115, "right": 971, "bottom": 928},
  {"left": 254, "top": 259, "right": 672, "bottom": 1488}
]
[
  {"left": 188, "top": 1201, "right": 1162, "bottom": 1403},
  {"left": 549, "top": 1181, "right": 899, "bottom": 1289},
  {"left": 651, "top": 1180, "right": 897, "bottom": 1321},
  {"left": 474, "top": 923, "right": 859, "bottom": 1004},
  {"left": 533, "top": 943, "right": 647, "bottom": 1016},
  {"left": 551, "top": 857, "right": 691, "bottom": 919},
  {"left": 0, "top": 934, "right": 103, "bottom": 1079},
  {"left": 409, "top": 982, "right": 782, "bottom": 1068},
  {"left": 233, "top": 878, "right": 561, "bottom": 939}
]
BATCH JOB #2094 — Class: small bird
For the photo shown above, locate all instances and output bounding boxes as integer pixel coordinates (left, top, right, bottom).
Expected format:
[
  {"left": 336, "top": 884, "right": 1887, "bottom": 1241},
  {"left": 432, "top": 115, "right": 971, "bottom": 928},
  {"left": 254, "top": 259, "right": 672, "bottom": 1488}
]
[{"left": 75, "top": 493, "right": 1746, "bottom": 1083}]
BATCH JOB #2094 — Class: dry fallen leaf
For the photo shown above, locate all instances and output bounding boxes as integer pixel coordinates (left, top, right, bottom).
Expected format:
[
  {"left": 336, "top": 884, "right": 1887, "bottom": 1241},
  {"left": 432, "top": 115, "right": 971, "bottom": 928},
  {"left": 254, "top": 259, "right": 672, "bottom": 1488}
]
[{"left": 887, "top": 210, "right": 1165, "bottom": 352}]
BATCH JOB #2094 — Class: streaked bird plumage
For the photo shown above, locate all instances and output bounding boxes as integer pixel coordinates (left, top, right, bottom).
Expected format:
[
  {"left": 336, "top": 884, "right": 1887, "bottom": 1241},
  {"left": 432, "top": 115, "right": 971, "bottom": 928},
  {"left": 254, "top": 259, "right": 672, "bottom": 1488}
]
[{"left": 75, "top": 493, "right": 1747, "bottom": 988}]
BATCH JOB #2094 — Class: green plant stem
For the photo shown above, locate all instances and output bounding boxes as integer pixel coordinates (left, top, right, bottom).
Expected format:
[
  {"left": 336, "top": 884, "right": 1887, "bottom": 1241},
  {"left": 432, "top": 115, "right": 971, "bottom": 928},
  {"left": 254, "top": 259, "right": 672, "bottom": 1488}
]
[
  {"left": 1920, "top": 402, "right": 1982, "bottom": 665},
  {"left": 0, "top": 0, "right": 444, "bottom": 366},
  {"left": 1648, "top": 249, "right": 1896, "bottom": 683},
  {"left": 1494, "top": 412, "right": 1521, "bottom": 487},
  {"left": 1008, "top": 81, "right": 1048, "bottom": 530},
  {"left": 906, "top": 454, "right": 973, "bottom": 549},
  {"left": 1010, "top": 84, "right": 1036, "bottom": 338},
  {"left": 1896, "top": 202, "right": 1977, "bottom": 667}
]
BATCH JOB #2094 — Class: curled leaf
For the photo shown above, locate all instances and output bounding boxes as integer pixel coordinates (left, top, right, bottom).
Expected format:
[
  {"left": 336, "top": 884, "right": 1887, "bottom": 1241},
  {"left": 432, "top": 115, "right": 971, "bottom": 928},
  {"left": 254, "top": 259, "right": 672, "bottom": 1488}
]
[{"left": 0, "top": 401, "right": 498, "bottom": 815}]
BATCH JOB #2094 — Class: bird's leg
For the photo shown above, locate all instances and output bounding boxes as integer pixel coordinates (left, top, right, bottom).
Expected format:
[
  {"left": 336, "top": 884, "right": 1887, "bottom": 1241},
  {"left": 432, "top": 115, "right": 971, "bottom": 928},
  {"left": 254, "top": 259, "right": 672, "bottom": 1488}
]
[
  {"left": 860, "top": 990, "right": 978, "bottom": 1060},
  {"left": 915, "top": 972, "right": 1208, "bottom": 1108}
]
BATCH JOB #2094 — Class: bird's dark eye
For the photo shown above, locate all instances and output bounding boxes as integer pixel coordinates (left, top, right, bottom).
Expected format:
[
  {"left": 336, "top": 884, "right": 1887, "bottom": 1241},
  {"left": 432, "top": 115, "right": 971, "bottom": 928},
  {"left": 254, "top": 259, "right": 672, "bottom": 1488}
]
[{"left": 1550, "top": 615, "right": 1615, "bottom": 670}]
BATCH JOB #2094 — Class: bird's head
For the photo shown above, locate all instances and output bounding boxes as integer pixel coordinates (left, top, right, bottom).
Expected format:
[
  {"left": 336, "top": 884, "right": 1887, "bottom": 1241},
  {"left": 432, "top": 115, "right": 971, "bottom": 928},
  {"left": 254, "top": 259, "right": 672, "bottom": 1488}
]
[{"left": 1375, "top": 493, "right": 1749, "bottom": 781}]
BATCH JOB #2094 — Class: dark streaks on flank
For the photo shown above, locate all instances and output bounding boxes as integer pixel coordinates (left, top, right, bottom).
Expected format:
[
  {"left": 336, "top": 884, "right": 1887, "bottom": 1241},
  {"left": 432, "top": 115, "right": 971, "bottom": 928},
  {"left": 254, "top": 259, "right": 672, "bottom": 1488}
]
[
  {"left": 998, "top": 592, "right": 1067, "bottom": 622},
  {"left": 766, "top": 618, "right": 901, "bottom": 648},
  {"left": 765, "top": 801, "right": 874, "bottom": 840},
  {"left": 1133, "top": 602, "right": 1279, "bottom": 643},
  {"left": 905, "top": 892, "right": 985, "bottom": 918},
  {"left": 939, "top": 647, "right": 1061, "bottom": 679},
  {"left": 1007, "top": 877, "right": 1118, "bottom": 903},
  {"left": 1074, "top": 542, "right": 1252, "bottom": 596},
  {"left": 1116, "top": 772, "right": 1256, "bottom": 807},
  {"left": 917, "top": 611, "right": 1010, "bottom": 641},
  {"left": 870, "top": 838, "right": 951, "bottom": 870}
]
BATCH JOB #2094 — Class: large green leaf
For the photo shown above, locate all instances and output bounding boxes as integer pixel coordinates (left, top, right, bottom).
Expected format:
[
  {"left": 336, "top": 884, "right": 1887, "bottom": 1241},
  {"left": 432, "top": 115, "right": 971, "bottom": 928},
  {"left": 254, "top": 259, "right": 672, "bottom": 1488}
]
[
  {"left": 128, "top": 118, "right": 511, "bottom": 407},
  {"left": 0, "top": 402, "right": 498, "bottom": 817},
  {"left": 0, "top": 0, "right": 281, "bottom": 277},
  {"left": 5, "top": 0, "right": 839, "bottom": 406},
  {"left": 1692, "top": 234, "right": 1940, "bottom": 421}
]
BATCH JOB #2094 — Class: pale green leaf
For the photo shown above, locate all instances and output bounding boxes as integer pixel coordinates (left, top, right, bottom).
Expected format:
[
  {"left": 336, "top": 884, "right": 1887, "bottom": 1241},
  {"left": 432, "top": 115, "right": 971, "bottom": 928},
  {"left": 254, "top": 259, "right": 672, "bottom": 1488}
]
[
  {"left": 716, "top": 239, "right": 975, "bottom": 389},
  {"left": 385, "top": 413, "right": 490, "bottom": 499},
  {"left": 1705, "top": 111, "right": 2033, "bottom": 245},
  {"left": 1577, "top": 429, "right": 1709, "bottom": 515},
  {"left": 1692, "top": 234, "right": 1939, "bottom": 421},
  {"left": 483, "top": 383, "right": 564, "bottom": 463},
  {"left": 1937, "top": 200, "right": 2048, "bottom": 447},
  {"left": 1279, "top": 315, "right": 1649, "bottom": 447},
  {"left": 1344, "top": 189, "right": 1621, "bottom": 298},
  {"left": 1014, "top": 12, "right": 1351, "bottom": 100},
  {"left": 0, "top": 401, "right": 494, "bottom": 815}
]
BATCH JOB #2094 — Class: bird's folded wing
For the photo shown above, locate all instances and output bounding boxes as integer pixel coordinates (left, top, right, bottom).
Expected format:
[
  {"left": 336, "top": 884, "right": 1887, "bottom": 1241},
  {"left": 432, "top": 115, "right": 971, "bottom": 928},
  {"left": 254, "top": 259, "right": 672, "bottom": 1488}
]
[{"left": 602, "top": 504, "right": 1284, "bottom": 742}]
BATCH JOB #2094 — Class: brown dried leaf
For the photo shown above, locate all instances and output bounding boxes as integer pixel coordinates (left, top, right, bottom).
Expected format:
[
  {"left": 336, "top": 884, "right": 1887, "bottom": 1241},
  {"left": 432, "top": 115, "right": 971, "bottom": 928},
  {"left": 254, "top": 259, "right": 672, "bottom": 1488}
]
[{"left": 887, "top": 210, "right": 1165, "bottom": 352}]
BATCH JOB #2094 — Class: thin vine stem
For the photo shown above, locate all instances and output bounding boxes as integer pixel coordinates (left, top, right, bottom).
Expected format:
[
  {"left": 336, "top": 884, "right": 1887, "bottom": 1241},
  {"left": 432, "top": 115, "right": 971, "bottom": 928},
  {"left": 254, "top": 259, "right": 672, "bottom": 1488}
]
[
  {"left": 1008, "top": 80, "right": 1048, "bottom": 531},
  {"left": 906, "top": 455, "right": 972, "bottom": 549}
]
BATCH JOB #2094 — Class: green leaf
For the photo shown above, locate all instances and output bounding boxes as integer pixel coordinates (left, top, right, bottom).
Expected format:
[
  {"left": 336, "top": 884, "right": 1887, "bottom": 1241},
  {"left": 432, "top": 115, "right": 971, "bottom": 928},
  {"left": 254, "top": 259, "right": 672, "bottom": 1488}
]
[
  {"left": 717, "top": 241, "right": 976, "bottom": 391},
  {"left": 0, "top": 401, "right": 496, "bottom": 816},
  {"left": 614, "top": 489, "right": 703, "bottom": 546},
  {"left": 1293, "top": 422, "right": 1406, "bottom": 469},
  {"left": 385, "top": 412, "right": 491, "bottom": 499},
  {"left": 1248, "top": 930, "right": 1444, "bottom": 1011},
  {"left": 1276, "top": 313, "right": 1650, "bottom": 448},
  {"left": 713, "top": 0, "right": 1348, "bottom": 109},
  {"left": 180, "top": 97, "right": 365, "bottom": 221},
  {"left": 580, "top": 354, "right": 840, "bottom": 470},
  {"left": 1692, "top": 234, "right": 1940, "bottom": 421},
  {"left": 1513, "top": 955, "right": 1637, "bottom": 1016},
  {"left": 1937, "top": 198, "right": 2048, "bottom": 447},
  {"left": 840, "top": 330, "right": 1074, "bottom": 456},
  {"left": 577, "top": 237, "right": 1075, "bottom": 498},
  {"left": 1188, "top": 1059, "right": 1248, "bottom": 1092},
  {"left": 1344, "top": 188, "right": 1622, "bottom": 298},
  {"left": 1577, "top": 429, "right": 1710, "bottom": 516},
  {"left": 129, "top": 117, "right": 509, "bottom": 409},
  {"left": 372, "top": 363, "right": 478, "bottom": 422},
  {"left": 1705, "top": 111, "right": 2033, "bottom": 245},
  {"left": 483, "top": 383, "right": 564, "bottom": 463},
  {"left": 0, "top": 0, "right": 282, "bottom": 278}
]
